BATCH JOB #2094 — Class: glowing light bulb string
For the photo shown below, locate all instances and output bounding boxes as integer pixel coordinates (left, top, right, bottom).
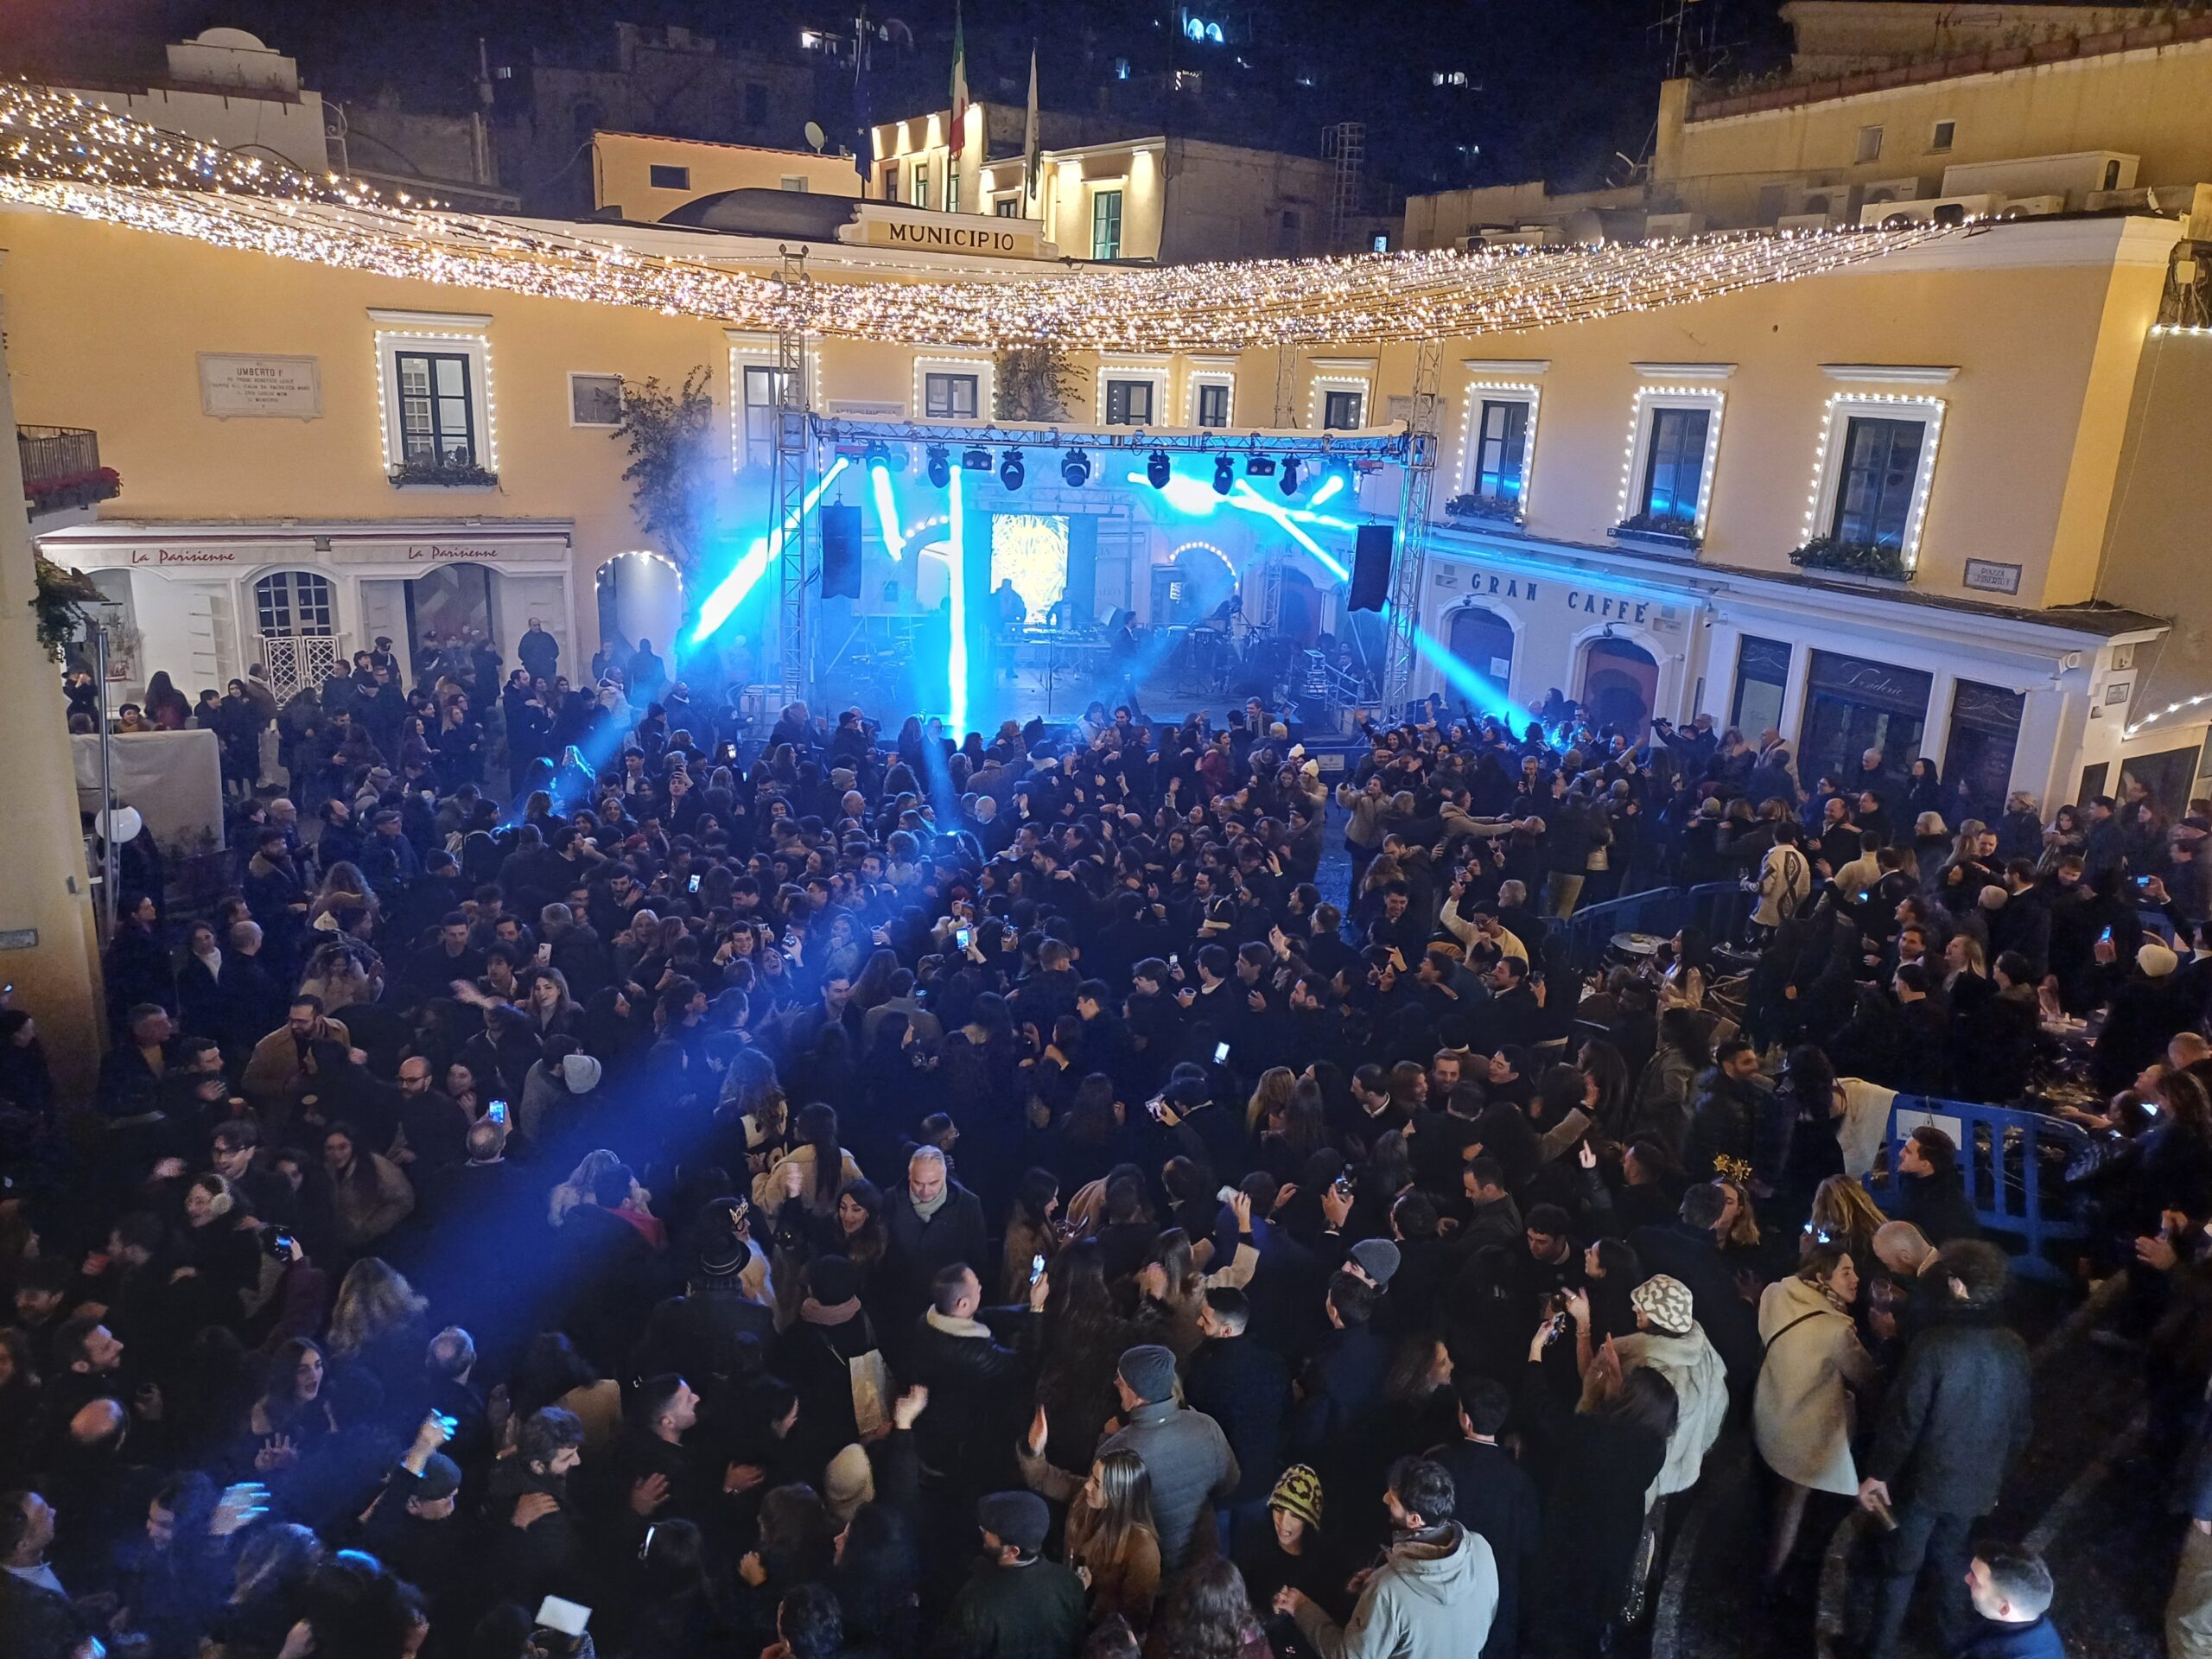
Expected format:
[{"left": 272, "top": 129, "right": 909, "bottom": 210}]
[{"left": 0, "top": 81, "right": 1968, "bottom": 352}]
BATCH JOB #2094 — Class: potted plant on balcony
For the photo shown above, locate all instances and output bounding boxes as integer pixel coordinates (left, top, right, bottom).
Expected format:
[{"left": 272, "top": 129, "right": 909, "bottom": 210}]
[
  {"left": 388, "top": 457, "right": 500, "bottom": 489},
  {"left": 1608, "top": 509, "right": 1703, "bottom": 552},
  {"left": 1445, "top": 492, "right": 1524, "bottom": 528},
  {"left": 1789, "top": 535, "right": 1909, "bottom": 582}
]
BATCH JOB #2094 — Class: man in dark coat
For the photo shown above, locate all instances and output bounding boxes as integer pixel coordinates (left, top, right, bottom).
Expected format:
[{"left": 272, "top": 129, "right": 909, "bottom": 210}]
[
  {"left": 1858, "top": 1240, "right": 2032, "bottom": 1659},
  {"left": 1427, "top": 1374, "right": 1541, "bottom": 1659},
  {"left": 1183, "top": 1287, "right": 1290, "bottom": 1534},
  {"left": 882, "top": 1147, "right": 989, "bottom": 1329}
]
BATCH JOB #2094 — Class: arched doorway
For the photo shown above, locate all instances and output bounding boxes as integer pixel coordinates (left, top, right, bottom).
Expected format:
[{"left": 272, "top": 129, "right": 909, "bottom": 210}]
[
  {"left": 1580, "top": 635, "right": 1660, "bottom": 741},
  {"left": 254, "top": 569, "right": 340, "bottom": 699},
  {"left": 595, "top": 552, "right": 685, "bottom": 666},
  {"left": 1446, "top": 605, "right": 1515, "bottom": 702}
]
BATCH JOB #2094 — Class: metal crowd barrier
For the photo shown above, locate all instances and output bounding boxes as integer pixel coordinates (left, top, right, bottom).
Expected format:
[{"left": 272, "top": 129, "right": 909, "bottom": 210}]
[
  {"left": 1554, "top": 880, "right": 1757, "bottom": 976},
  {"left": 1867, "top": 1095, "right": 2094, "bottom": 1281}
]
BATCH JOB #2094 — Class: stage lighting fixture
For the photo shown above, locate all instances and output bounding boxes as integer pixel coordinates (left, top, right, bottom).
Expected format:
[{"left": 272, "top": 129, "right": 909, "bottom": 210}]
[
  {"left": 925, "top": 445, "right": 951, "bottom": 488},
  {"left": 1061, "top": 448, "right": 1092, "bottom": 487},
  {"left": 863, "top": 441, "right": 892, "bottom": 467},
  {"left": 1147, "top": 450, "right": 1172, "bottom": 490},
  {"left": 961, "top": 446, "right": 993, "bottom": 472},
  {"left": 1279, "top": 457, "right": 1302, "bottom": 496},
  {"left": 1213, "top": 455, "right": 1236, "bottom": 495},
  {"left": 1000, "top": 448, "right": 1026, "bottom": 490},
  {"left": 1244, "top": 454, "right": 1277, "bottom": 477}
]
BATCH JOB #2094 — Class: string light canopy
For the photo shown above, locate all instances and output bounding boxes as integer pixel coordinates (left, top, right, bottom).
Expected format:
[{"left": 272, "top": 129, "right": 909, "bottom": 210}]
[{"left": 0, "top": 82, "right": 1969, "bottom": 352}]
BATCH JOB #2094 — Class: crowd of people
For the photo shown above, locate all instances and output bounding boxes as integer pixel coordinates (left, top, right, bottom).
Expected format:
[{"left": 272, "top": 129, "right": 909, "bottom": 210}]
[{"left": 12, "top": 663, "right": 2206, "bottom": 1659}]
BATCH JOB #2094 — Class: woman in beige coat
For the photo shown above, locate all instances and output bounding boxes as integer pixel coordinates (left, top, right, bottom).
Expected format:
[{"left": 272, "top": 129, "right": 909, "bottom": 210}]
[{"left": 1754, "top": 1243, "right": 1878, "bottom": 1580}]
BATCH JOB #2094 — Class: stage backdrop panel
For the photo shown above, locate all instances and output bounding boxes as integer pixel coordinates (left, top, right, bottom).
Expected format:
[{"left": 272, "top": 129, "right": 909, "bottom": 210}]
[{"left": 73, "top": 729, "right": 226, "bottom": 855}]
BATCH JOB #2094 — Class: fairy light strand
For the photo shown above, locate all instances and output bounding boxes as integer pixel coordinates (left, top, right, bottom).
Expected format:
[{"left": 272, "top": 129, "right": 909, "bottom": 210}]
[{"left": 0, "top": 81, "right": 1967, "bottom": 352}]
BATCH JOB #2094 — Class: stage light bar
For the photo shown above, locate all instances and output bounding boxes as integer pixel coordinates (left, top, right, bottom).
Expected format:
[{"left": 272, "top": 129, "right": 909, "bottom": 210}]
[
  {"left": 1062, "top": 448, "right": 1092, "bottom": 487},
  {"left": 961, "top": 446, "right": 993, "bottom": 472},
  {"left": 1147, "top": 450, "right": 1172, "bottom": 490},
  {"left": 925, "top": 445, "right": 951, "bottom": 488},
  {"left": 690, "top": 455, "right": 851, "bottom": 643},
  {"left": 1213, "top": 455, "right": 1236, "bottom": 495},
  {"left": 1245, "top": 455, "right": 1277, "bottom": 477},
  {"left": 1000, "top": 448, "right": 1025, "bottom": 491}
]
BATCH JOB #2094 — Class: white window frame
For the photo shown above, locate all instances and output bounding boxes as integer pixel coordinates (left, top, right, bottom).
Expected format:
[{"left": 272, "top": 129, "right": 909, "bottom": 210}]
[
  {"left": 568, "top": 371, "right": 623, "bottom": 429},
  {"left": 1929, "top": 118, "right": 1956, "bottom": 153},
  {"left": 370, "top": 308, "right": 496, "bottom": 480},
  {"left": 911, "top": 352, "right": 996, "bottom": 423},
  {"left": 1800, "top": 391, "right": 1947, "bottom": 573},
  {"left": 728, "top": 331, "right": 822, "bottom": 470},
  {"left": 1096, "top": 358, "right": 1171, "bottom": 427},
  {"left": 1187, "top": 367, "right": 1235, "bottom": 429},
  {"left": 1452, "top": 378, "right": 1541, "bottom": 512},
  {"left": 1615, "top": 385, "right": 1727, "bottom": 537},
  {"left": 1306, "top": 365, "right": 1374, "bottom": 432}
]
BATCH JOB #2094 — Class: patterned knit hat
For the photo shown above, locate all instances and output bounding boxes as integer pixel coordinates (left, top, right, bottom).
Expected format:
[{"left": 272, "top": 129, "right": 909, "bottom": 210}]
[
  {"left": 1630, "top": 1274, "right": 1696, "bottom": 1338},
  {"left": 1270, "top": 1464, "right": 1325, "bottom": 1530}
]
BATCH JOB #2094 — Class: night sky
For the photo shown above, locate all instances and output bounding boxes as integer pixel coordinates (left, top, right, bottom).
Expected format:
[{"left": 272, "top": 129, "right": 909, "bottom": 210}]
[{"left": 40, "top": 0, "right": 1797, "bottom": 194}]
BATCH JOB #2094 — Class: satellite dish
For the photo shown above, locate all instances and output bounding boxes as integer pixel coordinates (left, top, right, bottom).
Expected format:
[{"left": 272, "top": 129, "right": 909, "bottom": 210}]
[{"left": 804, "top": 120, "right": 827, "bottom": 153}]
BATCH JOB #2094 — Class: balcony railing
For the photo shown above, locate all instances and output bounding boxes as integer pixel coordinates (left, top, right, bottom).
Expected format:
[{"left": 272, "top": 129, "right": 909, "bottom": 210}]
[{"left": 18, "top": 425, "right": 121, "bottom": 513}]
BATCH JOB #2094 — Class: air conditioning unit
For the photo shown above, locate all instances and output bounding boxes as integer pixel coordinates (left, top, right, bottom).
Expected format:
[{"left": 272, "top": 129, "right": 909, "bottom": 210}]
[
  {"left": 1777, "top": 210, "right": 1842, "bottom": 232},
  {"left": 1857, "top": 193, "right": 1999, "bottom": 227},
  {"left": 2000, "top": 194, "right": 2066, "bottom": 217},
  {"left": 1642, "top": 211, "right": 1707, "bottom": 239},
  {"left": 2087, "top": 187, "right": 2153, "bottom": 212},
  {"left": 1857, "top": 176, "right": 1924, "bottom": 207},
  {"left": 1942, "top": 150, "right": 2137, "bottom": 209}
]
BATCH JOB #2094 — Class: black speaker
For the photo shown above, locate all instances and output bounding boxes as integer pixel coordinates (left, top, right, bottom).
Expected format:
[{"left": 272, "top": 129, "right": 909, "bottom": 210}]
[
  {"left": 820, "top": 504, "right": 862, "bottom": 600},
  {"left": 1347, "top": 524, "right": 1394, "bottom": 613}
]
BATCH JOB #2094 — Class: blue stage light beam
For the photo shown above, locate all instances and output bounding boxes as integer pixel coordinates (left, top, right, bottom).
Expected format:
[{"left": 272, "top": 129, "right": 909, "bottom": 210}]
[
  {"left": 870, "top": 461, "right": 908, "bottom": 561},
  {"left": 690, "top": 455, "right": 851, "bottom": 644},
  {"left": 1229, "top": 480, "right": 1350, "bottom": 581},
  {"left": 1412, "top": 624, "right": 1523, "bottom": 726},
  {"left": 1309, "top": 474, "right": 1345, "bottom": 507},
  {"left": 946, "top": 467, "right": 969, "bottom": 735},
  {"left": 1122, "top": 469, "right": 1225, "bottom": 518}
]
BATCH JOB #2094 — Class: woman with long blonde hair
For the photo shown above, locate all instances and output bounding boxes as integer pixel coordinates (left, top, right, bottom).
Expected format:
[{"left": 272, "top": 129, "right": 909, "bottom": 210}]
[
  {"left": 325, "top": 1256, "right": 430, "bottom": 1363},
  {"left": 1244, "top": 1066, "right": 1298, "bottom": 1136},
  {"left": 1807, "top": 1174, "right": 1888, "bottom": 1274},
  {"left": 1018, "top": 1429, "right": 1162, "bottom": 1630}
]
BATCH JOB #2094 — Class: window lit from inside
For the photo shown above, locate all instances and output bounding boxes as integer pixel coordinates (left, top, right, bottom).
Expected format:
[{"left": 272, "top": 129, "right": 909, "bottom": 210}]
[
  {"left": 1091, "top": 189, "right": 1123, "bottom": 259},
  {"left": 1832, "top": 416, "right": 1924, "bottom": 550},
  {"left": 395, "top": 353, "right": 476, "bottom": 469},
  {"left": 1473, "top": 398, "right": 1529, "bottom": 507},
  {"left": 1104, "top": 379, "right": 1154, "bottom": 426},
  {"left": 1322, "top": 390, "right": 1363, "bottom": 430},
  {"left": 1639, "top": 406, "right": 1708, "bottom": 523},
  {"left": 925, "top": 372, "right": 980, "bottom": 420},
  {"left": 1197, "top": 384, "right": 1230, "bottom": 428}
]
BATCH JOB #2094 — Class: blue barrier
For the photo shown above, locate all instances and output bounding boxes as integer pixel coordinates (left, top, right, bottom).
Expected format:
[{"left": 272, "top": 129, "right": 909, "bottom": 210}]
[{"left": 1866, "top": 1096, "right": 2093, "bottom": 1281}]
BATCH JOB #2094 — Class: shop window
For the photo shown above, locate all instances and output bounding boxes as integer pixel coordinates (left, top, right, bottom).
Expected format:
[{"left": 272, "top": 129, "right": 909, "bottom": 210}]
[
  {"left": 1104, "top": 379, "right": 1154, "bottom": 426},
  {"left": 1322, "top": 389, "right": 1364, "bottom": 429},
  {"left": 1471, "top": 397, "right": 1530, "bottom": 507},
  {"left": 1799, "top": 648, "right": 1931, "bottom": 789},
  {"left": 1091, "top": 189, "right": 1123, "bottom": 259},
  {"left": 1730, "top": 635, "right": 1792, "bottom": 739},
  {"left": 1946, "top": 680, "right": 2025, "bottom": 821},
  {"left": 255, "top": 570, "right": 335, "bottom": 638},
  {"left": 925, "top": 372, "right": 980, "bottom": 420},
  {"left": 1832, "top": 416, "right": 1925, "bottom": 549},
  {"left": 1582, "top": 637, "right": 1659, "bottom": 740},
  {"left": 1446, "top": 606, "right": 1514, "bottom": 699}
]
